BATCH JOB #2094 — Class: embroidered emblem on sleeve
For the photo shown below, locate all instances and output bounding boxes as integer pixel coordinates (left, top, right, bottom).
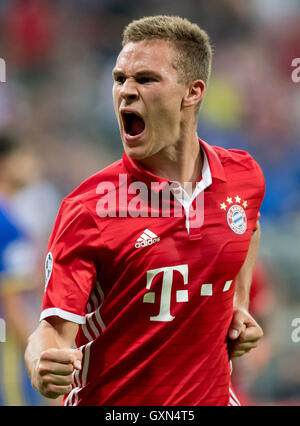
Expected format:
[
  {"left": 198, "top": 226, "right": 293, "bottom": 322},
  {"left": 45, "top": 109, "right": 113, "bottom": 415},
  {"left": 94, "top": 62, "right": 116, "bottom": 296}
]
[{"left": 44, "top": 252, "right": 53, "bottom": 292}]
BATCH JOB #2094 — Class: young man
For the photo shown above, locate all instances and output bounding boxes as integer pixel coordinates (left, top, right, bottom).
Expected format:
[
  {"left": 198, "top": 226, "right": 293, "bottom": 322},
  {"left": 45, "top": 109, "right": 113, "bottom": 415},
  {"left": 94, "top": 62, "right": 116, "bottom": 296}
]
[{"left": 25, "top": 16, "right": 265, "bottom": 406}]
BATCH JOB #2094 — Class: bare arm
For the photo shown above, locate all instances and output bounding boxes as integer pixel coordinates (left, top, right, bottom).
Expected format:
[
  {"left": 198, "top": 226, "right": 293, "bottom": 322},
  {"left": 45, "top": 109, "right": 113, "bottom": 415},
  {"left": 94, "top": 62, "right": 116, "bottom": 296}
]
[
  {"left": 234, "top": 222, "right": 261, "bottom": 311},
  {"left": 228, "top": 222, "right": 264, "bottom": 357},
  {"left": 25, "top": 316, "right": 82, "bottom": 399}
]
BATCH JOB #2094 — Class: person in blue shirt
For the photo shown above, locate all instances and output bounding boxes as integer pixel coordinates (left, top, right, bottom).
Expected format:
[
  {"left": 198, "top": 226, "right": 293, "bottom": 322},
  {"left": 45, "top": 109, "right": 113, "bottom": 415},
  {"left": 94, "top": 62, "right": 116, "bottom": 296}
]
[{"left": 0, "top": 135, "right": 47, "bottom": 405}]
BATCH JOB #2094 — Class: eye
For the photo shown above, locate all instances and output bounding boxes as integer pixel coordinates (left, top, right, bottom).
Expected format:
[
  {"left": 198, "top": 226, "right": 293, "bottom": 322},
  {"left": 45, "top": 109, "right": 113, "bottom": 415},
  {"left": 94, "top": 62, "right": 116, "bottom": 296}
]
[
  {"left": 137, "top": 77, "right": 156, "bottom": 84},
  {"left": 114, "top": 75, "right": 126, "bottom": 84}
]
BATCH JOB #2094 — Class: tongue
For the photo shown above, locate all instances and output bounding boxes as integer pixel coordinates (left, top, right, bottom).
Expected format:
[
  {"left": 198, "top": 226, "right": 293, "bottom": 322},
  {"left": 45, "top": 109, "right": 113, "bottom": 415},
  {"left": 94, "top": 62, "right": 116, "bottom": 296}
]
[{"left": 131, "top": 116, "right": 145, "bottom": 135}]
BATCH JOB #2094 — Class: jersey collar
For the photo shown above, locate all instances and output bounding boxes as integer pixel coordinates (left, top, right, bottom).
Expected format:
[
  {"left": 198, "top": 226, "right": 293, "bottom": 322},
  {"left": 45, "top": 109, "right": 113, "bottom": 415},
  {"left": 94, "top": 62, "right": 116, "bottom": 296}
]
[
  {"left": 122, "top": 151, "right": 169, "bottom": 192},
  {"left": 122, "top": 138, "right": 226, "bottom": 192},
  {"left": 200, "top": 138, "right": 227, "bottom": 182}
]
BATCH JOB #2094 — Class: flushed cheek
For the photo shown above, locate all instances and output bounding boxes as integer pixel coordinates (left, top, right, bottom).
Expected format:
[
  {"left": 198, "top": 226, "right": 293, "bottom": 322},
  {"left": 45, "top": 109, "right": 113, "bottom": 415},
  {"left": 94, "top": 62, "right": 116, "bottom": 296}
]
[
  {"left": 151, "top": 104, "right": 179, "bottom": 134},
  {"left": 112, "top": 88, "right": 120, "bottom": 114},
  {"left": 113, "top": 102, "right": 123, "bottom": 130}
]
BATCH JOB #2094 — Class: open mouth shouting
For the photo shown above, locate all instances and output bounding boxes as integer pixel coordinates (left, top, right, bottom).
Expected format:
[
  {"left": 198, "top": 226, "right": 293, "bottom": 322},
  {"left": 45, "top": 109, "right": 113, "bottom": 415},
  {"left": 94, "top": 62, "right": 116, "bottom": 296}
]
[{"left": 121, "top": 111, "right": 146, "bottom": 141}]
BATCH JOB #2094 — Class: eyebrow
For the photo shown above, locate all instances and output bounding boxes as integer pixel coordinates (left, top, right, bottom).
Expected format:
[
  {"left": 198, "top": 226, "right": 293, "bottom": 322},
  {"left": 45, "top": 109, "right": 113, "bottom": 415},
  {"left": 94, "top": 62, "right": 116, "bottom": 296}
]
[{"left": 112, "top": 69, "right": 162, "bottom": 79}]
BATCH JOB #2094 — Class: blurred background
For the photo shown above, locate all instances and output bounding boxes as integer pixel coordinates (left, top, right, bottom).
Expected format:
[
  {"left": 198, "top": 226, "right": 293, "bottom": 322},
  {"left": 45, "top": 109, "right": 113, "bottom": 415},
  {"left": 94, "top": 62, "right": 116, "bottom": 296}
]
[{"left": 0, "top": 0, "right": 299, "bottom": 406}]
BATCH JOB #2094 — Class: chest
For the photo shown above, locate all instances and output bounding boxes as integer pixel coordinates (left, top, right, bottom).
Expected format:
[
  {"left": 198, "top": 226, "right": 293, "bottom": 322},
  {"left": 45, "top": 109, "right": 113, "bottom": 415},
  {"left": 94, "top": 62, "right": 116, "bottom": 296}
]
[{"left": 97, "top": 183, "right": 256, "bottom": 290}]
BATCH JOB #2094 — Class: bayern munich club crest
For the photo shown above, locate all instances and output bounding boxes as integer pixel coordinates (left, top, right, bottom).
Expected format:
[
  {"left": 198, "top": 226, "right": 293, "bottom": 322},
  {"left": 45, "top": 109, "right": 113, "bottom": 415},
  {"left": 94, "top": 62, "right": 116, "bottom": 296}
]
[
  {"left": 227, "top": 204, "right": 247, "bottom": 234},
  {"left": 219, "top": 195, "right": 248, "bottom": 235}
]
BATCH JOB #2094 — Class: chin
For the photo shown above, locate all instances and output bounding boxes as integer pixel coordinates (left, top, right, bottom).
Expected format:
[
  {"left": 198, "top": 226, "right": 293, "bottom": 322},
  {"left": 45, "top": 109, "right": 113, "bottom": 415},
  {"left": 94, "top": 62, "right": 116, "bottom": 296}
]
[
  {"left": 124, "top": 147, "right": 148, "bottom": 161},
  {"left": 123, "top": 142, "right": 150, "bottom": 161}
]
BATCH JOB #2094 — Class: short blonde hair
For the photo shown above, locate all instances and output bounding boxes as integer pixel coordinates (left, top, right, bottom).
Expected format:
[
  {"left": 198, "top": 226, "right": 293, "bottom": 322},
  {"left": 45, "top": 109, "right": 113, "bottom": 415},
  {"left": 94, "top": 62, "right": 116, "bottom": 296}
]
[{"left": 122, "top": 15, "right": 213, "bottom": 86}]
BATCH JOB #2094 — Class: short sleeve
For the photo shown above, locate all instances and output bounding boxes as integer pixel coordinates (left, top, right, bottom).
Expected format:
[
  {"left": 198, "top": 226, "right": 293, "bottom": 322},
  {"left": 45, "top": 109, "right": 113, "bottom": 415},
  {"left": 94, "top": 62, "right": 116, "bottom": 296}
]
[
  {"left": 252, "top": 158, "right": 265, "bottom": 231},
  {"left": 40, "top": 199, "right": 101, "bottom": 324},
  {"left": 253, "top": 211, "right": 261, "bottom": 231},
  {"left": 227, "top": 148, "right": 265, "bottom": 232}
]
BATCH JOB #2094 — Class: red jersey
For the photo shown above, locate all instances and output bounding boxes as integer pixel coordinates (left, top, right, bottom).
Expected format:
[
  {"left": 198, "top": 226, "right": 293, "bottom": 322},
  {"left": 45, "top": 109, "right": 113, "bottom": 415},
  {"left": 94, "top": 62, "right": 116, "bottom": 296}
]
[{"left": 41, "top": 139, "right": 265, "bottom": 406}]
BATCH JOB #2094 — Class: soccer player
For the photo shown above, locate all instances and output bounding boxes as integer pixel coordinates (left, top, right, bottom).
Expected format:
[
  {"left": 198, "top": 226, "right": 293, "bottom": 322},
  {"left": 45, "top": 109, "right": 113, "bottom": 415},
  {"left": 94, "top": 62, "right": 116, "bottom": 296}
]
[{"left": 25, "top": 16, "right": 265, "bottom": 406}]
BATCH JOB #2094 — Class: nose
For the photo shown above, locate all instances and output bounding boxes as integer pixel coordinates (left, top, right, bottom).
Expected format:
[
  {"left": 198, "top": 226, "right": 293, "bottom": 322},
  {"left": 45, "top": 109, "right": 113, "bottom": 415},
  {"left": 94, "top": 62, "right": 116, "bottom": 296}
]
[{"left": 119, "top": 78, "right": 139, "bottom": 103}]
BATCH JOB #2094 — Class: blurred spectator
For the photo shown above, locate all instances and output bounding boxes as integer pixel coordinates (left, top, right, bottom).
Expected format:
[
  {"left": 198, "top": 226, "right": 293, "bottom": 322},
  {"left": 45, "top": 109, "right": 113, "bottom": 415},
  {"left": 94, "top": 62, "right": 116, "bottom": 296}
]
[
  {"left": 0, "top": 134, "right": 60, "bottom": 405},
  {"left": 2, "top": 0, "right": 58, "bottom": 85}
]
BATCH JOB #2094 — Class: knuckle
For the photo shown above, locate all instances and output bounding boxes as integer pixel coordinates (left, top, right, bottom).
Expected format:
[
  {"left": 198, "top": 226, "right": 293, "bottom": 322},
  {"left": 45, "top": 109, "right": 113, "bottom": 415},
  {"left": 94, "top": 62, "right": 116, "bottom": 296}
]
[
  {"left": 39, "top": 383, "right": 53, "bottom": 397},
  {"left": 47, "top": 384, "right": 58, "bottom": 394},
  {"left": 39, "top": 350, "right": 48, "bottom": 360},
  {"left": 41, "top": 375, "right": 51, "bottom": 386},
  {"left": 37, "top": 362, "right": 48, "bottom": 376},
  {"left": 75, "top": 350, "right": 83, "bottom": 361},
  {"left": 59, "top": 375, "right": 73, "bottom": 386},
  {"left": 40, "top": 348, "right": 56, "bottom": 359},
  {"left": 64, "top": 352, "right": 75, "bottom": 364},
  {"left": 65, "top": 364, "right": 74, "bottom": 374},
  {"left": 70, "top": 362, "right": 76, "bottom": 371},
  {"left": 45, "top": 384, "right": 71, "bottom": 398},
  {"left": 65, "top": 376, "right": 73, "bottom": 386}
]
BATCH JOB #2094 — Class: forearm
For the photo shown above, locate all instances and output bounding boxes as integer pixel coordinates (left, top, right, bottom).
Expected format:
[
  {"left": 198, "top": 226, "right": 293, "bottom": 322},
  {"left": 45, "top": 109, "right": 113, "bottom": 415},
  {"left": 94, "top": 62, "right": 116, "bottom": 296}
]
[
  {"left": 25, "top": 318, "right": 78, "bottom": 389},
  {"left": 234, "top": 222, "right": 261, "bottom": 310}
]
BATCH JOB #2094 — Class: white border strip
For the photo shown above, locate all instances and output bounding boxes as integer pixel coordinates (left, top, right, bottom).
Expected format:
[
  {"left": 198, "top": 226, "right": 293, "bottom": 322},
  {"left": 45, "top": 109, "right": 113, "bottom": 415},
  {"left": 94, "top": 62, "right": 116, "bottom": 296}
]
[
  {"left": 81, "top": 341, "right": 92, "bottom": 387},
  {"left": 65, "top": 342, "right": 93, "bottom": 406},
  {"left": 40, "top": 308, "right": 86, "bottom": 324},
  {"left": 229, "top": 396, "right": 239, "bottom": 406},
  {"left": 229, "top": 388, "right": 241, "bottom": 406}
]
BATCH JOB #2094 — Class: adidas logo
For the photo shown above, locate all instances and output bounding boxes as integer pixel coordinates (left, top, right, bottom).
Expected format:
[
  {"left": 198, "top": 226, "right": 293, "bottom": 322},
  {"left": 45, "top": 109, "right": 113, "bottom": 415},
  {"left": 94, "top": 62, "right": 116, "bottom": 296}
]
[{"left": 135, "top": 229, "right": 160, "bottom": 249}]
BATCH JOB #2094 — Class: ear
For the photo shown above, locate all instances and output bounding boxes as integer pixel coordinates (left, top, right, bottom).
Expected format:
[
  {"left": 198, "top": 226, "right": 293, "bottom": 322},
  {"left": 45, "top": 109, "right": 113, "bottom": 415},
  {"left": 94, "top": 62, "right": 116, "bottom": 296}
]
[{"left": 182, "top": 79, "right": 206, "bottom": 109}]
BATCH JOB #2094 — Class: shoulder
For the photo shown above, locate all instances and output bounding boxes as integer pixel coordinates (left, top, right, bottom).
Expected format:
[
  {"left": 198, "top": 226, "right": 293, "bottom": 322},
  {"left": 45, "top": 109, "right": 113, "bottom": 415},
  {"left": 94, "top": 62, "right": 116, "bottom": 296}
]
[
  {"left": 213, "top": 146, "right": 265, "bottom": 185},
  {"left": 64, "top": 158, "right": 124, "bottom": 205},
  {"left": 214, "top": 146, "right": 262, "bottom": 171},
  {"left": 50, "top": 159, "right": 124, "bottom": 234}
]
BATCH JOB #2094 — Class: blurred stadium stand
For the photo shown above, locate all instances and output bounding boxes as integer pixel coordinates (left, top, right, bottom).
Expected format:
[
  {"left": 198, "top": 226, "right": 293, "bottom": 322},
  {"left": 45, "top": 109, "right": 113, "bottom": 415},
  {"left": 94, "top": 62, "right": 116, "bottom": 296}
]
[{"left": 0, "top": 0, "right": 299, "bottom": 405}]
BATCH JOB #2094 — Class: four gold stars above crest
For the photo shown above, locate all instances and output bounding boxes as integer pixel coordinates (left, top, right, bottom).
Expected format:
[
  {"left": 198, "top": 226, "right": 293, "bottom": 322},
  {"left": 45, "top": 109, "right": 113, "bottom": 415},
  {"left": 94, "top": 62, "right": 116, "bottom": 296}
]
[{"left": 220, "top": 195, "right": 248, "bottom": 211}]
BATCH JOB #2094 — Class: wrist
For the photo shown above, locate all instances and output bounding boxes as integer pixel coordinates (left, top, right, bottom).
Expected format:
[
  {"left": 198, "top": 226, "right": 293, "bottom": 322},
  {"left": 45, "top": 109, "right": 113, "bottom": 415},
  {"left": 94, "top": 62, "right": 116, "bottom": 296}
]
[
  {"left": 233, "top": 293, "right": 249, "bottom": 312},
  {"left": 27, "top": 357, "right": 40, "bottom": 390}
]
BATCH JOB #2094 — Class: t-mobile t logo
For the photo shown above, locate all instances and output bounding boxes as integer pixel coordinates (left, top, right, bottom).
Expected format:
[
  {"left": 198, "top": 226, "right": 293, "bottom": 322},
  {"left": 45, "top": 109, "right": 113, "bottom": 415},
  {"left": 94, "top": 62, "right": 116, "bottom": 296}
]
[
  {"left": 143, "top": 264, "right": 188, "bottom": 322},
  {"left": 0, "top": 58, "right": 6, "bottom": 83}
]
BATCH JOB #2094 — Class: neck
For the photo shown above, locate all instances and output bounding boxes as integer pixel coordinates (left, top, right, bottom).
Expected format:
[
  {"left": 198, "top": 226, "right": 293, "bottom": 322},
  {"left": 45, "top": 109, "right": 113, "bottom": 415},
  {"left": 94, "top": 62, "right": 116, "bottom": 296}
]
[{"left": 139, "top": 130, "right": 202, "bottom": 192}]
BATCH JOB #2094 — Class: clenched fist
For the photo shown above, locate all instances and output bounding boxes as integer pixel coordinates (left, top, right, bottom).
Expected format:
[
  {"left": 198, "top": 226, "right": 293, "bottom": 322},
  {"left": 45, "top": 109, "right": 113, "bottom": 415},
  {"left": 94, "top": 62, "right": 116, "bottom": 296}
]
[
  {"left": 228, "top": 308, "right": 263, "bottom": 358},
  {"left": 33, "top": 348, "right": 83, "bottom": 399}
]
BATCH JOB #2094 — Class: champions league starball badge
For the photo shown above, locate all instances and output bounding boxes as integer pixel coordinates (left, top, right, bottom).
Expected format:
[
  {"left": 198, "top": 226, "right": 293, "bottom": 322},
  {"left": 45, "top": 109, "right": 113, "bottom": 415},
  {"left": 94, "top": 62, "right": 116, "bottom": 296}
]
[
  {"left": 44, "top": 252, "right": 53, "bottom": 291},
  {"left": 227, "top": 204, "right": 247, "bottom": 235}
]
